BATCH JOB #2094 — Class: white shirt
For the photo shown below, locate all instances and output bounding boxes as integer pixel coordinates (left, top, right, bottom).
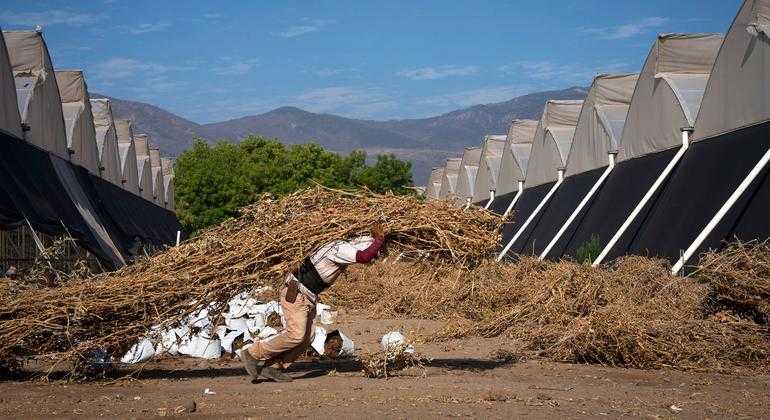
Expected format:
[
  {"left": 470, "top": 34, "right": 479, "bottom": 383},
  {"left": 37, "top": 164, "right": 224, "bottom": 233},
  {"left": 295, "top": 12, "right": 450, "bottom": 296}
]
[{"left": 287, "top": 236, "right": 375, "bottom": 302}]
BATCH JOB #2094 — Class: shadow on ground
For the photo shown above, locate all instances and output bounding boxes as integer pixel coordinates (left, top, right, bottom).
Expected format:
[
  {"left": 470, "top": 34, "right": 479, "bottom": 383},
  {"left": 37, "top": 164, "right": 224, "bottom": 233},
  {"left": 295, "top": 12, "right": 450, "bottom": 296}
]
[{"left": 2, "top": 357, "right": 516, "bottom": 382}]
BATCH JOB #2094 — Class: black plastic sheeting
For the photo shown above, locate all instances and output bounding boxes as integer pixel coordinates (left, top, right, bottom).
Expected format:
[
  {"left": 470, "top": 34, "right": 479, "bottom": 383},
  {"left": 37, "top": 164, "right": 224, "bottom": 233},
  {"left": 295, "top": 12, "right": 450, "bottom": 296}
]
[
  {"left": 488, "top": 191, "right": 516, "bottom": 215},
  {"left": 79, "top": 170, "right": 183, "bottom": 250},
  {"left": 547, "top": 148, "right": 677, "bottom": 261},
  {"left": 0, "top": 131, "right": 184, "bottom": 269},
  {"left": 617, "top": 120, "right": 770, "bottom": 266},
  {"left": 517, "top": 168, "right": 604, "bottom": 256},
  {"left": 474, "top": 198, "right": 490, "bottom": 208},
  {"left": 499, "top": 182, "right": 552, "bottom": 259}
]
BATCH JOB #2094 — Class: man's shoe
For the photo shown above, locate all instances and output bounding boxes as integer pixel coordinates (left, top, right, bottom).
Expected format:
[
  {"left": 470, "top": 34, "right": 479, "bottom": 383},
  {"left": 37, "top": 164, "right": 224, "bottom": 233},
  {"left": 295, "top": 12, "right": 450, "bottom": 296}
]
[
  {"left": 240, "top": 349, "right": 264, "bottom": 379},
  {"left": 259, "top": 366, "right": 294, "bottom": 382}
]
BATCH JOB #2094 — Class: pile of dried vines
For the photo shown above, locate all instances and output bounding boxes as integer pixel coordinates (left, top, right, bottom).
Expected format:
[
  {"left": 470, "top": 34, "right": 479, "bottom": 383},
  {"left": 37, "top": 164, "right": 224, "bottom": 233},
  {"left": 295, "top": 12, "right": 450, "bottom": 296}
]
[
  {"left": 0, "top": 187, "right": 502, "bottom": 371},
  {"left": 328, "top": 253, "right": 770, "bottom": 373}
]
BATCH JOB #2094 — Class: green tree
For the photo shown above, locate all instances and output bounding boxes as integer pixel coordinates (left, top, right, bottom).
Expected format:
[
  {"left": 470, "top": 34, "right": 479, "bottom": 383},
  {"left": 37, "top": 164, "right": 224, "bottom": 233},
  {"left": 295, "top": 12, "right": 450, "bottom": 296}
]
[
  {"left": 355, "top": 154, "right": 413, "bottom": 195},
  {"left": 174, "top": 136, "right": 413, "bottom": 233}
]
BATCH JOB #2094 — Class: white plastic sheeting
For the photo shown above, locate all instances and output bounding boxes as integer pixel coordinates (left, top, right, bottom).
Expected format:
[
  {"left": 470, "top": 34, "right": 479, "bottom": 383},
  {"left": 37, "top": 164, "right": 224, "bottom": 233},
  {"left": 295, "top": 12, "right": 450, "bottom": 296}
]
[
  {"left": 496, "top": 120, "right": 538, "bottom": 196},
  {"left": 427, "top": 167, "right": 445, "bottom": 200},
  {"left": 472, "top": 135, "right": 507, "bottom": 202},
  {"left": 695, "top": 0, "right": 770, "bottom": 141},
  {"left": 564, "top": 74, "right": 638, "bottom": 177},
  {"left": 380, "top": 331, "right": 415, "bottom": 353},
  {"left": 453, "top": 147, "right": 482, "bottom": 205},
  {"left": 133, "top": 134, "right": 155, "bottom": 202},
  {"left": 90, "top": 99, "right": 122, "bottom": 185},
  {"left": 149, "top": 146, "right": 166, "bottom": 206},
  {"left": 161, "top": 157, "right": 175, "bottom": 210},
  {"left": 524, "top": 101, "right": 583, "bottom": 189},
  {"left": 55, "top": 70, "right": 100, "bottom": 174},
  {"left": 114, "top": 119, "right": 140, "bottom": 195},
  {"left": 617, "top": 34, "right": 722, "bottom": 162},
  {"left": 438, "top": 158, "right": 462, "bottom": 199},
  {"left": 4, "top": 31, "right": 69, "bottom": 158},
  {"left": 121, "top": 291, "right": 353, "bottom": 364},
  {"left": 0, "top": 32, "right": 22, "bottom": 138}
]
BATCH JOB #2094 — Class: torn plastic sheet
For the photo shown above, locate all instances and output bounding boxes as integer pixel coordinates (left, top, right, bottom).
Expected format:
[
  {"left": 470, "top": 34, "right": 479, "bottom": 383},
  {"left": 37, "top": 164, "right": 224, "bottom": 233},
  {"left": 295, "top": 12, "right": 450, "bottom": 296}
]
[
  {"left": 121, "top": 338, "right": 155, "bottom": 364},
  {"left": 380, "top": 331, "right": 415, "bottom": 353}
]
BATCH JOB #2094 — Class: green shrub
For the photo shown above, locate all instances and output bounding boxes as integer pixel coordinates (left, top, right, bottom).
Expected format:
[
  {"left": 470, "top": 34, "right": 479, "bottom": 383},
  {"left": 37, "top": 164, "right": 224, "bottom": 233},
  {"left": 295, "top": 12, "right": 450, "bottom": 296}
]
[{"left": 575, "top": 234, "right": 602, "bottom": 265}]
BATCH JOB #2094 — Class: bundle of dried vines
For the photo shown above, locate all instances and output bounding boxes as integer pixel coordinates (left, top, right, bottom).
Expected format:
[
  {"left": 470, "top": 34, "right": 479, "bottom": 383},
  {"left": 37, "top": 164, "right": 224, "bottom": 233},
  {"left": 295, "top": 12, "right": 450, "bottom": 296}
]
[
  {"left": 694, "top": 240, "right": 770, "bottom": 324},
  {"left": 0, "top": 187, "right": 502, "bottom": 370}
]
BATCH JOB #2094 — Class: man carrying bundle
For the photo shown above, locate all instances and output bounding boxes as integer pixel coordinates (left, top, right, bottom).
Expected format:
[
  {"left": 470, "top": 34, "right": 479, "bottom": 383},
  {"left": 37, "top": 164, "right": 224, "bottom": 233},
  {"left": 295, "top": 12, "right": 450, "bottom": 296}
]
[{"left": 241, "top": 224, "right": 387, "bottom": 382}]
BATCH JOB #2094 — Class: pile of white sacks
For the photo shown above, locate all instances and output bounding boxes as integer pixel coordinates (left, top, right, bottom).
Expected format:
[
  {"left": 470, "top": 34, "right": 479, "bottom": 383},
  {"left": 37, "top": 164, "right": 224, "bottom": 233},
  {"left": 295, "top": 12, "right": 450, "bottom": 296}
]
[{"left": 121, "top": 291, "right": 354, "bottom": 364}]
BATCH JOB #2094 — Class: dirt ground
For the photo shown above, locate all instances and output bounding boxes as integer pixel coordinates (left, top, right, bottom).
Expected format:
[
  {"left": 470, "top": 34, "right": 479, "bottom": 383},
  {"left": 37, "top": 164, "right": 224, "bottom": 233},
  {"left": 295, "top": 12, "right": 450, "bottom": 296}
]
[{"left": 1, "top": 310, "right": 769, "bottom": 419}]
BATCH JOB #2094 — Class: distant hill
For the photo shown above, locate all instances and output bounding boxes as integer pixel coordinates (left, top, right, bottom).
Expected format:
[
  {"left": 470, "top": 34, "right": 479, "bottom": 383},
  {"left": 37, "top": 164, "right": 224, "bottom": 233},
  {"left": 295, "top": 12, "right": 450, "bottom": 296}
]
[{"left": 100, "top": 86, "right": 588, "bottom": 183}]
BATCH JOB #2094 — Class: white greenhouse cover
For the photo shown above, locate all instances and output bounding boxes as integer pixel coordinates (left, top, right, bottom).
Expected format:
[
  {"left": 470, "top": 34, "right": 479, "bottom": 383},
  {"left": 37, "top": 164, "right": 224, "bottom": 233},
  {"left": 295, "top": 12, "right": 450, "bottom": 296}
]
[
  {"left": 0, "top": 32, "right": 22, "bottom": 138},
  {"left": 564, "top": 73, "right": 638, "bottom": 177},
  {"left": 55, "top": 70, "right": 100, "bottom": 175},
  {"left": 524, "top": 100, "right": 583, "bottom": 189},
  {"left": 618, "top": 33, "right": 722, "bottom": 162},
  {"left": 427, "top": 167, "right": 445, "bottom": 199},
  {"left": 454, "top": 147, "right": 482, "bottom": 204},
  {"left": 136, "top": 155, "right": 154, "bottom": 202},
  {"left": 149, "top": 147, "right": 166, "bottom": 206},
  {"left": 694, "top": 0, "right": 770, "bottom": 141},
  {"left": 4, "top": 31, "right": 69, "bottom": 158},
  {"left": 496, "top": 119, "right": 538, "bottom": 196},
  {"left": 161, "top": 157, "right": 175, "bottom": 210},
  {"left": 438, "top": 158, "right": 462, "bottom": 199},
  {"left": 90, "top": 99, "right": 122, "bottom": 185},
  {"left": 472, "top": 135, "right": 507, "bottom": 202},
  {"left": 164, "top": 175, "right": 175, "bottom": 210},
  {"left": 115, "top": 119, "right": 140, "bottom": 195},
  {"left": 133, "top": 133, "right": 155, "bottom": 202}
]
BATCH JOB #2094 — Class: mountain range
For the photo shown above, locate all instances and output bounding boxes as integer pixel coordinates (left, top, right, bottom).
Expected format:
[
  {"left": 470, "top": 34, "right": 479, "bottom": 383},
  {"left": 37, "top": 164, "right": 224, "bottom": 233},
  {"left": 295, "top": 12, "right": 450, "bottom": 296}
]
[{"left": 100, "top": 86, "right": 588, "bottom": 184}]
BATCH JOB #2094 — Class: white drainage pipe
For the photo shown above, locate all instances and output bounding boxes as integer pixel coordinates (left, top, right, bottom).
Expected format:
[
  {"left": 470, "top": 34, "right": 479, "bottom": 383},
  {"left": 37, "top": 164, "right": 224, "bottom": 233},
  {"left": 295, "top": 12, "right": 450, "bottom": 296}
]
[
  {"left": 483, "top": 190, "right": 495, "bottom": 210},
  {"left": 540, "top": 153, "right": 616, "bottom": 261},
  {"left": 671, "top": 147, "right": 770, "bottom": 275},
  {"left": 593, "top": 128, "right": 691, "bottom": 267},
  {"left": 497, "top": 170, "right": 564, "bottom": 262},
  {"left": 502, "top": 181, "right": 525, "bottom": 219}
]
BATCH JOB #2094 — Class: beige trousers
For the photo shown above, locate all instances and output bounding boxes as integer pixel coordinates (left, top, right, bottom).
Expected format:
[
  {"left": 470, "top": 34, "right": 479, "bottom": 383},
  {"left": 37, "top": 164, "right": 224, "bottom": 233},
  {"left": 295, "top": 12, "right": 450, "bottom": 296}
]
[{"left": 247, "top": 286, "right": 316, "bottom": 367}]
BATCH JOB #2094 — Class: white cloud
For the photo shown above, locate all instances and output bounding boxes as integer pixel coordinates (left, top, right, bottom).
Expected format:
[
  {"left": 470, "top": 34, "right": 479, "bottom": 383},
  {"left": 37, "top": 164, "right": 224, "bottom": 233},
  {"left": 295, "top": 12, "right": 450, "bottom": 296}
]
[
  {"left": 0, "top": 10, "right": 102, "bottom": 28},
  {"left": 397, "top": 65, "right": 479, "bottom": 80},
  {"left": 122, "top": 21, "right": 171, "bottom": 35},
  {"left": 214, "top": 62, "right": 254, "bottom": 76},
  {"left": 213, "top": 58, "right": 259, "bottom": 76},
  {"left": 276, "top": 19, "right": 336, "bottom": 38},
  {"left": 291, "top": 86, "right": 397, "bottom": 118},
  {"left": 415, "top": 85, "right": 532, "bottom": 109},
  {"left": 499, "top": 60, "right": 631, "bottom": 85},
  {"left": 92, "top": 57, "right": 187, "bottom": 80},
  {"left": 306, "top": 67, "right": 361, "bottom": 78},
  {"left": 583, "top": 17, "right": 669, "bottom": 40}
]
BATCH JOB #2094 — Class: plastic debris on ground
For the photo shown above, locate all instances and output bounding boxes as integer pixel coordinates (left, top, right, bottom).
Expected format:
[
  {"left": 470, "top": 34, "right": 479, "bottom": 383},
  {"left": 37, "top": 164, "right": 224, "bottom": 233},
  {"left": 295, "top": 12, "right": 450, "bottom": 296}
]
[
  {"left": 120, "top": 291, "right": 352, "bottom": 364},
  {"left": 380, "top": 331, "right": 415, "bottom": 353}
]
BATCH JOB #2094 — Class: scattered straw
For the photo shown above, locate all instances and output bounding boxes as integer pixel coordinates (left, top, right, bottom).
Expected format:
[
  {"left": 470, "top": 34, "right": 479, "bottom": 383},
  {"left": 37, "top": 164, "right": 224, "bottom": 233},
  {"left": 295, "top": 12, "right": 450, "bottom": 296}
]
[{"left": 358, "top": 344, "right": 427, "bottom": 378}]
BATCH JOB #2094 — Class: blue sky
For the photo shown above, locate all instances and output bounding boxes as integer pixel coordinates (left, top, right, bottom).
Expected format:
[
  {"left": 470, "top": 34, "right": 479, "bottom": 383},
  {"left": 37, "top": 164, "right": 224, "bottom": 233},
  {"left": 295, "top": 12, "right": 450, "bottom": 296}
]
[{"left": 2, "top": 0, "right": 741, "bottom": 123}]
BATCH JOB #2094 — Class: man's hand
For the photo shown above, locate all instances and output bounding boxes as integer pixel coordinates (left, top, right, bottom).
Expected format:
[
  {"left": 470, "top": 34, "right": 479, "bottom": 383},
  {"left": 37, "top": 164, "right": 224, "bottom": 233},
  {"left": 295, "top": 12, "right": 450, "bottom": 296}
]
[{"left": 371, "top": 223, "right": 386, "bottom": 238}]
